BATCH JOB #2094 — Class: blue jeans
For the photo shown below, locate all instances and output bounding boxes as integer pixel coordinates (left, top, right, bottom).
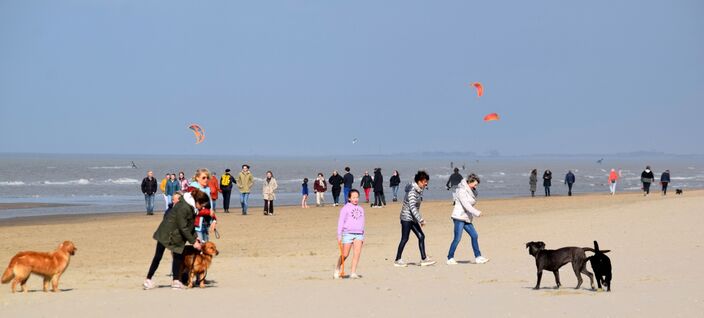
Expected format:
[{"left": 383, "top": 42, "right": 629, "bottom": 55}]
[
  {"left": 144, "top": 194, "right": 155, "bottom": 213},
  {"left": 240, "top": 192, "right": 250, "bottom": 214},
  {"left": 391, "top": 186, "right": 400, "bottom": 200},
  {"left": 343, "top": 187, "right": 351, "bottom": 204},
  {"left": 447, "top": 219, "right": 481, "bottom": 259}
]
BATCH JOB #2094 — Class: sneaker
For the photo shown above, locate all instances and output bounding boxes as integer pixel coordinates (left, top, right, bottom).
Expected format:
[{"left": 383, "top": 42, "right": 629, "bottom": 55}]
[
  {"left": 349, "top": 273, "right": 362, "bottom": 279},
  {"left": 333, "top": 269, "right": 340, "bottom": 279},
  {"left": 171, "top": 280, "right": 185, "bottom": 290},
  {"left": 393, "top": 260, "right": 408, "bottom": 267},
  {"left": 474, "top": 256, "right": 490, "bottom": 264},
  {"left": 446, "top": 258, "right": 458, "bottom": 265},
  {"left": 420, "top": 258, "right": 436, "bottom": 266},
  {"left": 143, "top": 279, "right": 155, "bottom": 290}
]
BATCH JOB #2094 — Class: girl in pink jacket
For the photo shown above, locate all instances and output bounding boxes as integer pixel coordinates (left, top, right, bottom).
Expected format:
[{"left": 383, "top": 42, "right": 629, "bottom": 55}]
[{"left": 334, "top": 189, "right": 365, "bottom": 279}]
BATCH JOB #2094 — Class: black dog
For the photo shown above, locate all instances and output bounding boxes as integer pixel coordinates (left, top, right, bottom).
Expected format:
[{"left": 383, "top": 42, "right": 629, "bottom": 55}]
[
  {"left": 586, "top": 241, "right": 612, "bottom": 291},
  {"left": 526, "top": 241, "right": 595, "bottom": 290},
  {"left": 676, "top": 189, "right": 683, "bottom": 195}
]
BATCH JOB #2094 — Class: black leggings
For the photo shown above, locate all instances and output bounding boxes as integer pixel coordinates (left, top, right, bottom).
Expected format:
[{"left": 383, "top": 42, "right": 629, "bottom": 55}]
[
  {"left": 264, "top": 200, "right": 274, "bottom": 214},
  {"left": 332, "top": 188, "right": 341, "bottom": 204},
  {"left": 643, "top": 182, "right": 651, "bottom": 194},
  {"left": 374, "top": 190, "right": 386, "bottom": 206},
  {"left": 662, "top": 182, "right": 668, "bottom": 195},
  {"left": 222, "top": 190, "right": 232, "bottom": 211},
  {"left": 395, "top": 220, "right": 426, "bottom": 261},
  {"left": 146, "top": 241, "right": 184, "bottom": 280}
]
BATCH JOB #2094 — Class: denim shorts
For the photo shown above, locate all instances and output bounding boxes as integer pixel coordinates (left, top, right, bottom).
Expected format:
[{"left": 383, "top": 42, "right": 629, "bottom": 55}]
[{"left": 341, "top": 233, "right": 364, "bottom": 244}]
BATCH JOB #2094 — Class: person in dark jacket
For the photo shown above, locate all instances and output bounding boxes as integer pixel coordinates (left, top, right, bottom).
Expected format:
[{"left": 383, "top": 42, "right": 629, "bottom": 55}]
[
  {"left": 141, "top": 170, "right": 158, "bottom": 215},
  {"left": 343, "top": 167, "right": 354, "bottom": 204},
  {"left": 542, "top": 170, "right": 552, "bottom": 197},
  {"left": 564, "top": 170, "right": 576, "bottom": 196},
  {"left": 529, "top": 169, "right": 538, "bottom": 197},
  {"left": 373, "top": 168, "right": 386, "bottom": 208},
  {"left": 389, "top": 170, "right": 401, "bottom": 202},
  {"left": 446, "top": 168, "right": 464, "bottom": 203},
  {"left": 641, "top": 166, "right": 655, "bottom": 196},
  {"left": 143, "top": 189, "right": 208, "bottom": 290},
  {"left": 219, "top": 168, "right": 236, "bottom": 213},
  {"left": 360, "top": 171, "right": 373, "bottom": 203},
  {"left": 660, "top": 169, "right": 671, "bottom": 195},
  {"left": 329, "top": 170, "right": 344, "bottom": 206}
]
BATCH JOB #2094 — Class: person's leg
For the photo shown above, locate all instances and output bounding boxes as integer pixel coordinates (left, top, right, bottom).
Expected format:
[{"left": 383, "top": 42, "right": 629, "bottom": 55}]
[
  {"left": 146, "top": 242, "right": 166, "bottom": 279},
  {"left": 171, "top": 252, "right": 185, "bottom": 283},
  {"left": 568, "top": 183, "right": 573, "bottom": 196},
  {"left": 393, "top": 186, "right": 399, "bottom": 201},
  {"left": 145, "top": 194, "right": 150, "bottom": 213},
  {"left": 336, "top": 242, "right": 352, "bottom": 272},
  {"left": 244, "top": 192, "right": 250, "bottom": 213},
  {"left": 343, "top": 187, "right": 350, "bottom": 204},
  {"left": 447, "top": 219, "right": 464, "bottom": 260},
  {"left": 222, "top": 190, "right": 230, "bottom": 212},
  {"left": 315, "top": 192, "right": 321, "bottom": 206},
  {"left": 364, "top": 188, "right": 370, "bottom": 203},
  {"left": 531, "top": 190, "right": 535, "bottom": 197},
  {"left": 164, "top": 194, "right": 170, "bottom": 211},
  {"left": 333, "top": 189, "right": 341, "bottom": 204},
  {"left": 644, "top": 182, "right": 650, "bottom": 195},
  {"left": 212, "top": 199, "right": 216, "bottom": 212},
  {"left": 409, "top": 221, "right": 427, "bottom": 260},
  {"left": 663, "top": 182, "right": 668, "bottom": 195},
  {"left": 148, "top": 194, "right": 155, "bottom": 213},
  {"left": 240, "top": 192, "right": 246, "bottom": 213},
  {"left": 350, "top": 239, "right": 364, "bottom": 274},
  {"left": 263, "top": 200, "right": 269, "bottom": 215},
  {"left": 270, "top": 200, "right": 274, "bottom": 215},
  {"left": 464, "top": 223, "right": 482, "bottom": 257},
  {"left": 380, "top": 190, "right": 386, "bottom": 206},
  {"left": 374, "top": 191, "right": 380, "bottom": 206},
  {"left": 544, "top": 186, "right": 548, "bottom": 197},
  {"left": 547, "top": 186, "right": 551, "bottom": 196},
  {"left": 395, "top": 221, "right": 412, "bottom": 261}
]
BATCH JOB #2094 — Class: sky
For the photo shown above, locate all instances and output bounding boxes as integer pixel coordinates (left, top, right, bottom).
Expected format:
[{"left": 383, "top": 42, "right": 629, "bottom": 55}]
[{"left": 1, "top": 0, "right": 702, "bottom": 156}]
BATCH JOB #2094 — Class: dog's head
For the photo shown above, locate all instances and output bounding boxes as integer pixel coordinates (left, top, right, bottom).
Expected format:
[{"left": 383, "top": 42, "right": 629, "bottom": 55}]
[
  {"left": 202, "top": 241, "right": 219, "bottom": 257},
  {"left": 59, "top": 241, "right": 77, "bottom": 255},
  {"left": 676, "top": 189, "right": 683, "bottom": 194},
  {"left": 525, "top": 241, "right": 545, "bottom": 256}
]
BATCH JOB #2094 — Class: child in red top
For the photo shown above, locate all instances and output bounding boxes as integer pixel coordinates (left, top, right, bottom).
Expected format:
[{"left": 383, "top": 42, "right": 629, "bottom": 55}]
[{"left": 195, "top": 201, "right": 217, "bottom": 242}]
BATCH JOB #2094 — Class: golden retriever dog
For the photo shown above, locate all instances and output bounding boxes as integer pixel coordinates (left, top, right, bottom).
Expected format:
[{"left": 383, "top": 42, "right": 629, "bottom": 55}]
[
  {"left": 1, "top": 241, "right": 77, "bottom": 293},
  {"left": 180, "top": 241, "right": 219, "bottom": 288}
]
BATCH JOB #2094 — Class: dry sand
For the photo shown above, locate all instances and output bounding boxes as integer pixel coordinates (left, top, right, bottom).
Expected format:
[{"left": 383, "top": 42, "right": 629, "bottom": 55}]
[{"left": 1, "top": 190, "right": 703, "bottom": 317}]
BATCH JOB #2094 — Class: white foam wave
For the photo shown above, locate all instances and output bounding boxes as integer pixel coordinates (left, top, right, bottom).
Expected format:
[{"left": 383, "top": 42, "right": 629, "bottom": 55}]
[
  {"left": 0, "top": 181, "right": 25, "bottom": 186},
  {"left": 106, "top": 178, "right": 140, "bottom": 185},
  {"left": 89, "top": 166, "right": 133, "bottom": 170},
  {"left": 41, "top": 179, "right": 91, "bottom": 185}
]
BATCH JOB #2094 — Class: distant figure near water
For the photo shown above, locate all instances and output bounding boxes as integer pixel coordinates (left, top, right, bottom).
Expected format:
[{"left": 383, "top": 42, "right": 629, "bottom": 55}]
[
  {"left": 608, "top": 169, "right": 619, "bottom": 195},
  {"left": 542, "top": 170, "right": 552, "bottom": 197},
  {"left": 564, "top": 170, "right": 575, "bottom": 196},
  {"left": 529, "top": 169, "right": 538, "bottom": 197},
  {"left": 660, "top": 170, "right": 671, "bottom": 195},
  {"left": 641, "top": 166, "right": 655, "bottom": 196}
]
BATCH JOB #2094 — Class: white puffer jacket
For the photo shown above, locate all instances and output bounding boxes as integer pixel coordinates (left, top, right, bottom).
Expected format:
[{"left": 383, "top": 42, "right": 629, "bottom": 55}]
[{"left": 451, "top": 180, "right": 481, "bottom": 223}]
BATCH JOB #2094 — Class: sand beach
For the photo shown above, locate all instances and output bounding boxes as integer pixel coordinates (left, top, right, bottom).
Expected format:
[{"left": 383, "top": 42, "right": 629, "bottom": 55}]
[{"left": 1, "top": 191, "right": 703, "bottom": 317}]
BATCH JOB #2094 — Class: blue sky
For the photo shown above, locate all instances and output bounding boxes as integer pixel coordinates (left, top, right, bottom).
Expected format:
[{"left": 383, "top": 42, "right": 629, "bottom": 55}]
[{"left": 1, "top": 0, "right": 702, "bottom": 156}]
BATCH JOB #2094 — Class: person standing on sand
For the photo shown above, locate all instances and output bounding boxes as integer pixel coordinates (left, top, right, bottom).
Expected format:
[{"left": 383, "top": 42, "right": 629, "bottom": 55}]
[
  {"left": 447, "top": 173, "right": 488, "bottom": 265},
  {"left": 394, "top": 171, "right": 435, "bottom": 267},
  {"left": 390, "top": 170, "right": 401, "bottom": 202},
  {"left": 262, "top": 171, "right": 278, "bottom": 216},
  {"left": 208, "top": 172, "right": 220, "bottom": 212},
  {"left": 160, "top": 173, "right": 170, "bottom": 212},
  {"left": 641, "top": 166, "right": 655, "bottom": 196},
  {"left": 236, "top": 164, "right": 254, "bottom": 215},
  {"left": 564, "top": 170, "right": 576, "bottom": 196},
  {"left": 543, "top": 170, "right": 552, "bottom": 197},
  {"left": 334, "top": 189, "right": 365, "bottom": 279},
  {"left": 314, "top": 173, "right": 327, "bottom": 207},
  {"left": 329, "top": 170, "right": 344, "bottom": 207},
  {"left": 360, "top": 171, "right": 373, "bottom": 203},
  {"left": 141, "top": 170, "right": 158, "bottom": 215},
  {"left": 301, "top": 178, "right": 309, "bottom": 208},
  {"left": 373, "top": 168, "right": 386, "bottom": 208},
  {"left": 608, "top": 169, "right": 619, "bottom": 195},
  {"left": 446, "top": 168, "right": 463, "bottom": 203},
  {"left": 143, "top": 189, "right": 206, "bottom": 290},
  {"left": 219, "top": 169, "right": 236, "bottom": 213},
  {"left": 178, "top": 171, "right": 189, "bottom": 192},
  {"left": 165, "top": 173, "right": 180, "bottom": 210},
  {"left": 343, "top": 167, "right": 354, "bottom": 204},
  {"left": 529, "top": 169, "right": 538, "bottom": 197},
  {"left": 660, "top": 170, "right": 671, "bottom": 195},
  {"left": 188, "top": 169, "right": 215, "bottom": 242}
]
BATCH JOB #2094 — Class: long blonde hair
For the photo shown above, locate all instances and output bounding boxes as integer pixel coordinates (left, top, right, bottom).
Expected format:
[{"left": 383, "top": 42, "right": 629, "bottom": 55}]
[{"left": 193, "top": 168, "right": 211, "bottom": 181}]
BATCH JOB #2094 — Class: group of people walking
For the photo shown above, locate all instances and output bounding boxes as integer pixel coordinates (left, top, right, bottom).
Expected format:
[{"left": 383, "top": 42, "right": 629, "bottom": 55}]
[{"left": 304, "top": 167, "right": 401, "bottom": 208}]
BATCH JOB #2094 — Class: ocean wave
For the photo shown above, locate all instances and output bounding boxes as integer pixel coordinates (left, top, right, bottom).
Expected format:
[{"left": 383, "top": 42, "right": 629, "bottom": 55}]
[
  {"left": 41, "top": 179, "right": 91, "bottom": 185},
  {"left": 0, "top": 181, "right": 25, "bottom": 186},
  {"left": 89, "top": 166, "right": 134, "bottom": 170},
  {"left": 105, "top": 178, "right": 140, "bottom": 185}
]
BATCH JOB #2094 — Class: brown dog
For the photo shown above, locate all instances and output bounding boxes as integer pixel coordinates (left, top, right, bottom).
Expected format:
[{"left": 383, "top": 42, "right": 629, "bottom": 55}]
[
  {"left": 1, "top": 241, "right": 77, "bottom": 293},
  {"left": 180, "top": 241, "right": 219, "bottom": 288}
]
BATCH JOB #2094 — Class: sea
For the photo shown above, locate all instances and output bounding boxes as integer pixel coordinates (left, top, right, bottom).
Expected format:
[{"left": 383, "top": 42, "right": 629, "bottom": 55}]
[{"left": 1, "top": 153, "right": 703, "bottom": 219}]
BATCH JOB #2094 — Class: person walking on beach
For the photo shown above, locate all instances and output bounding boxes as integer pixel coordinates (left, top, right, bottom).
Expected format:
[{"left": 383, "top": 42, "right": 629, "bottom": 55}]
[
  {"left": 564, "top": 170, "right": 576, "bottom": 196},
  {"left": 447, "top": 173, "right": 488, "bottom": 265},
  {"left": 360, "top": 171, "right": 373, "bottom": 203},
  {"left": 219, "top": 169, "right": 236, "bottom": 213},
  {"left": 660, "top": 169, "right": 671, "bottom": 195},
  {"left": 188, "top": 169, "right": 215, "bottom": 241},
  {"left": 446, "top": 168, "right": 463, "bottom": 203},
  {"left": 301, "top": 178, "right": 309, "bottom": 208},
  {"left": 165, "top": 173, "right": 180, "bottom": 210},
  {"left": 390, "top": 170, "right": 401, "bottom": 202},
  {"left": 208, "top": 172, "right": 220, "bottom": 212},
  {"left": 143, "top": 189, "right": 207, "bottom": 290},
  {"left": 236, "top": 164, "right": 254, "bottom": 215},
  {"left": 343, "top": 167, "right": 354, "bottom": 204},
  {"left": 314, "top": 173, "right": 327, "bottom": 207},
  {"left": 641, "top": 166, "right": 655, "bottom": 196},
  {"left": 262, "top": 171, "right": 278, "bottom": 216},
  {"left": 178, "top": 171, "right": 189, "bottom": 192},
  {"left": 159, "top": 173, "right": 170, "bottom": 211},
  {"left": 394, "top": 171, "right": 435, "bottom": 267},
  {"left": 329, "top": 170, "right": 344, "bottom": 206},
  {"left": 529, "top": 169, "right": 538, "bottom": 197},
  {"left": 334, "top": 189, "right": 365, "bottom": 279},
  {"left": 608, "top": 169, "right": 619, "bottom": 195},
  {"left": 141, "top": 171, "right": 158, "bottom": 215},
  {"left": 543, "top": 170, "right": 553, "bottom": 197},
  {"left": 373, "top": 168, "right": 386, "bottom": 208}
]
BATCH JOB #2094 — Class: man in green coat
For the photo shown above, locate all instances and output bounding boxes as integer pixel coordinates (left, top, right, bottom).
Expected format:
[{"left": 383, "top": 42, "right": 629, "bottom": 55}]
[
  {"left": 144, "top": 189, "right": 208, "bottom": 290},
  {"left": 236, "top": 164, "right": 254, "bottom": 215}
]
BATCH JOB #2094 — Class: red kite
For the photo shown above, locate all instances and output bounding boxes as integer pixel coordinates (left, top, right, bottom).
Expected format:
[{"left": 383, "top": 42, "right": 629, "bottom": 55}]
[
  {"left": 188, "top": 124, "right": 205, "bottom": 144},
  {"left": 472, "top": 82, "right": 483, "bottom": 97},
  {"left": 483, "top": 113, "right": 499, "bottom": 122}
]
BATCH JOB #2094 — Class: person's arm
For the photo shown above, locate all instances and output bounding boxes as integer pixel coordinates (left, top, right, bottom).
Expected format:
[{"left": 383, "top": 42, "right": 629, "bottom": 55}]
[
  {"left": 337, "top": 207, "right": 347, "bottom": 240},
  {"left": 141, "top": 179, "right": 147, "bottom": 193},
  {"left": 456, "top": 188, "right": 481, "bottom": 217},
  {"left": 408, "top": 191, "right": 424, "bottom": 224},
  {"left": 272, "top": 179, "right": 278, "bottom": 192}
]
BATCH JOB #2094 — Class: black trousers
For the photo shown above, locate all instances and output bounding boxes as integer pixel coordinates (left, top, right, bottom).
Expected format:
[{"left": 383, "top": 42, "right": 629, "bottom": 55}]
[
  {"left": 567, "top": 183, "right": 573, "bottom": 196},
  {"left": 395, "top": 220, "right": 426, "bottom": 261},
  {"left": 544, "top": 186, "right": 551, "bottom": 196},
  {"left": 374, "top": 190, "right": 386, "bottom": 206},
  {"left": 662, "top": 182, "right": 668, "bottom": 195},
  {"left": 222, "top": 189, "right": 232, "bottom": 211},
  {"left": 264, "top": 200, "right": 274, "bottom": 214},
  {"left": 332, "top": 188, "right": 341, "bottom": 204},
  {"left": 146, "top": 241, "right": 184, "bottom": 280},
  {"left": 643, "top": 182, "right": 651, "bottom": 194}
]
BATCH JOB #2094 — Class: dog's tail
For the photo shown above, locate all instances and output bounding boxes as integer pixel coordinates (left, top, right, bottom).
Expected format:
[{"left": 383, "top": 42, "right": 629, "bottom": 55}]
[{"left": 1, "top": 262, "right": 14, "bottom": 284}]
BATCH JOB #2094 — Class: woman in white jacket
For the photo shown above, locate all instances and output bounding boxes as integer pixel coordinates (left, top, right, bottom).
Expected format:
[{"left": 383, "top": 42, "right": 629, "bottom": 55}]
[{"left": 446, "top": 174, "right": 489, "bottom": 265}]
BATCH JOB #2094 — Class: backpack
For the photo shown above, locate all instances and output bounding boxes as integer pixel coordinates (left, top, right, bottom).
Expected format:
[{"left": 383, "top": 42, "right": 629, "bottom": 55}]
[{"left": 221, "top": 174, "right": 232, "bottom": 187}]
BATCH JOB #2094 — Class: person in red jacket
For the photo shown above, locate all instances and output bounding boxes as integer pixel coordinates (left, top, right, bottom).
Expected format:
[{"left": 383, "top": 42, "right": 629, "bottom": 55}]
[
  {"left": 608, "top": 169, "right": 619, "bottom": 195},
  {"left": 208, "top": 173, "right": 220, "bottom": 212}
]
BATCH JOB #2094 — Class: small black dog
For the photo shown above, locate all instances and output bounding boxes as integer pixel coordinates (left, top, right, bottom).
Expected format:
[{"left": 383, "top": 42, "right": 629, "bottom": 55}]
[
  {"left": 676, "top": 189, "right": 683, "bottom": 195},
  {"left": 526, "top": 241, "right": 595, "bottom": 290},
  {"left": 586, "top": 241, "right": 612, "bottom": 291}
]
